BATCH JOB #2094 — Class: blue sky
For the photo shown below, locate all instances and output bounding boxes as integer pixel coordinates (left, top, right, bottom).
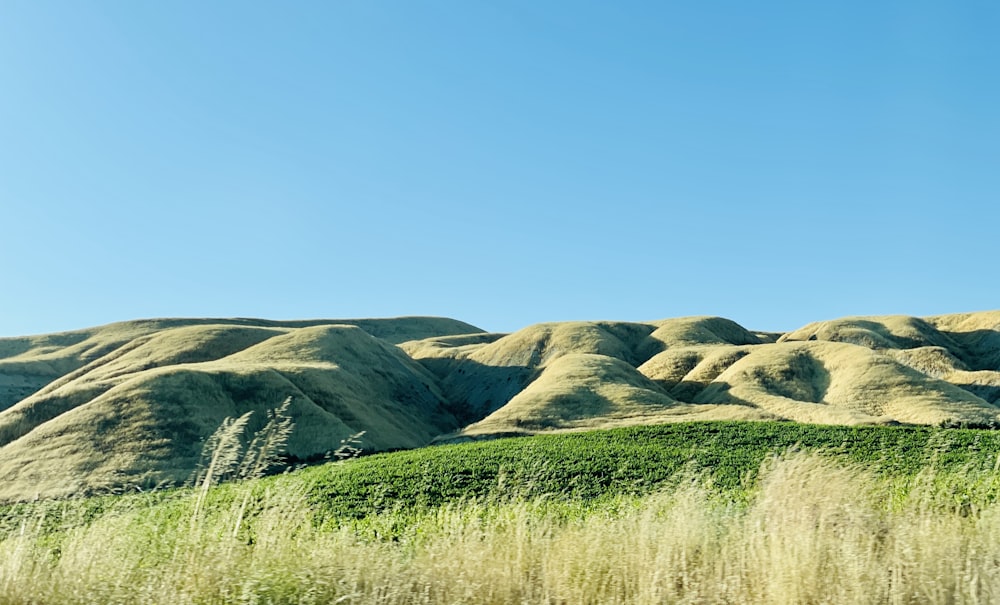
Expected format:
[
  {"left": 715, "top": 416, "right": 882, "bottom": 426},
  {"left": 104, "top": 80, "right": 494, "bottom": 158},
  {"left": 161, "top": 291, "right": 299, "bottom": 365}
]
[{"left": 1, "top": 1, "right": 997, "bottom": 337}]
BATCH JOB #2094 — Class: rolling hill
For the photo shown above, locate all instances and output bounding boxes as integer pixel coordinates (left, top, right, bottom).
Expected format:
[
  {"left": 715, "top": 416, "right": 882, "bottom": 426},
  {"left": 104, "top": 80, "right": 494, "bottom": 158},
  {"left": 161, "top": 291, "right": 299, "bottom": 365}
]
[{"left": 1, "top": 311, "right": 999, "bottom": 500}]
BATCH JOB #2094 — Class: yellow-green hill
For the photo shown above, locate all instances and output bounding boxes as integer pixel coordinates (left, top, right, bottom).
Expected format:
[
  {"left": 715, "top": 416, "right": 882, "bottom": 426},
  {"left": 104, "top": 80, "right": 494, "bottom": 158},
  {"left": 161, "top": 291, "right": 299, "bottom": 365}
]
[{"left": 0, "top": 318, "right": 479, "bottom": 501}]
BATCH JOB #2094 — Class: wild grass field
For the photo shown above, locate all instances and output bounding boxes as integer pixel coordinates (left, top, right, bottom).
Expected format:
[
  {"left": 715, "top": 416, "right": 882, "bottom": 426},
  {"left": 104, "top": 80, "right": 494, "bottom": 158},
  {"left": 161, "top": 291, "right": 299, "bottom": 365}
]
[{"left": 4, "top": 421, "right": 1000, "bottom": 604}]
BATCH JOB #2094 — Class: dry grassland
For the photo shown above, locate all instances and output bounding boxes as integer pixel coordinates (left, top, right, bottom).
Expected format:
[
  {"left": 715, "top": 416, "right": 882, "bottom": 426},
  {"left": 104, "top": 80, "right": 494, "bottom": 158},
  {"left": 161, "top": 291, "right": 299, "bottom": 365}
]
[{"left": 2, "top": 453, "right": 999, "bottom": 604}]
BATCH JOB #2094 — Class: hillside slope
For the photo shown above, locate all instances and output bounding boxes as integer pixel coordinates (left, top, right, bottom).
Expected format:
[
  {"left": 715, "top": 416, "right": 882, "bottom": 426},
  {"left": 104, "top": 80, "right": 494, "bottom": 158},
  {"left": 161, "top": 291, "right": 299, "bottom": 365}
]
[
  {"left": 0, "top": 317, "right": 479, "bottom": 500},
  {"left": 1, "top": 311, "right": 999, "bottom": 500}
]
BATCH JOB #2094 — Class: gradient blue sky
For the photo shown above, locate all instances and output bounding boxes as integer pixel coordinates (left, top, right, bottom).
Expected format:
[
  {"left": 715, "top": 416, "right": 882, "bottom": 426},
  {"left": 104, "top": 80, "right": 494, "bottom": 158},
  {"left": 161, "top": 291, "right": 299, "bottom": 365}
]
[{"left": 2, "top": 1, "right": 997, "bottom": 337}]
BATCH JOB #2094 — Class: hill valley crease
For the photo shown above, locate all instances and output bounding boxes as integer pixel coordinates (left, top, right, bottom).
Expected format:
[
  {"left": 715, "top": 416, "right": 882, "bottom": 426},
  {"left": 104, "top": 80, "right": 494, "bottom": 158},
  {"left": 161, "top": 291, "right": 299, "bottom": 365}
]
[{"left": 1, "top": 312, "right": 999, "bottom": 501}]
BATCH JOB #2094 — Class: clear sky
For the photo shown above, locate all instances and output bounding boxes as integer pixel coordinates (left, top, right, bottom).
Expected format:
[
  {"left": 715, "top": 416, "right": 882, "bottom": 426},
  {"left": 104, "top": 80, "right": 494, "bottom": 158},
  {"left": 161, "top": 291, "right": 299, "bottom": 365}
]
[{"left": 1, "top": 1, "right": 997, "bottom": 337}]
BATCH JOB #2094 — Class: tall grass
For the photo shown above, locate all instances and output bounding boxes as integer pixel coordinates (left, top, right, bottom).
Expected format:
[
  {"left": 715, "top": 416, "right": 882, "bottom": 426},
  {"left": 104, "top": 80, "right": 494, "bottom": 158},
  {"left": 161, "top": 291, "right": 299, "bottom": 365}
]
[{"left": 3, "top": 453, "right": 1000, "bottom": 604}]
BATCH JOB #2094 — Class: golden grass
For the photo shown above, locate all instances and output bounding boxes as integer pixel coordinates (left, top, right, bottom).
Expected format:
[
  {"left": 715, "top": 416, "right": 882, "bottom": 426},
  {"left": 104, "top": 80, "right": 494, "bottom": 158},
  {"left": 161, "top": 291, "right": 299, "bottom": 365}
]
[
  {"left": 640, "top": 315, "right": 763, "bottom": 353},
  {"left": 424, "top": 317, "right": 768, "bottom": 426},
  {"left": 0, "top": 323, "right": 468, "bottom": 502},
  {"left": 638, "top": 344, "right": 754, "bottom": 398},
  {"left": 396, "top": 332, "right": 505, "bottom": 363},
  {"left": 694, "top": 342, "right": 999, "bottom": 426},
  {"left": 0, "top": 317, "right": 480, "bottom": 410},
  {"left": 4, "top": 454, "right": 1000, "bottom": 604},
  {"left": 460, "top": 353, "right": 769, "bottom": 436},
  {"left": 446, "top": 313, "right": 1000, "bottom": 436}
]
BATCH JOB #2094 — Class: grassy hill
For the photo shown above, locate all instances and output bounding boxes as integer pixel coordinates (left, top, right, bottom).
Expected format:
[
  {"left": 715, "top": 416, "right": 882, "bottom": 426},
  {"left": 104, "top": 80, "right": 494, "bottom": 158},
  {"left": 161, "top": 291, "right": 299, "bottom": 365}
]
[
  {"left": 1, "top": 311, "right": 999, "bottom": 500},
  {"left": 0, "top": 317, "right": 480, "bottom": 501}
]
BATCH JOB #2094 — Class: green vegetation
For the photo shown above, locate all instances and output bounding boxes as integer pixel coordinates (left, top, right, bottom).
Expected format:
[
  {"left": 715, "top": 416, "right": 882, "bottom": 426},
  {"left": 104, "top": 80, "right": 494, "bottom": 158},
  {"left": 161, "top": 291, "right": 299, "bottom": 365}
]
[
  {"left": 6, "top": 420, "right": 1000, "bottom": 536},
  {"left": 303, "top": 420, "right": 1000, "bottom": 520},
  {"left": 5, "top": 421, "right": 1000, "bottom": 603}
]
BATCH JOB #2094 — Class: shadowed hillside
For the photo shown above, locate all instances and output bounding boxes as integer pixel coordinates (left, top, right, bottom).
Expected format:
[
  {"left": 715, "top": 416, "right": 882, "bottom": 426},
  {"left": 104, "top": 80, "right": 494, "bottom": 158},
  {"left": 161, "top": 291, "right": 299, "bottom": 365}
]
[{"left": 1, "top": 311, "right": 999, "bottom": 499}]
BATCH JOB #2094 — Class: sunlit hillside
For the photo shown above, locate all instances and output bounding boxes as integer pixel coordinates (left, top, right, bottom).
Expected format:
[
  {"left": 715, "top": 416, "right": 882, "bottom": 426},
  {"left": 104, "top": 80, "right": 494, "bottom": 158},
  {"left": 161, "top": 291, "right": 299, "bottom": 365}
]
[{"left": 1, "top": 311, "right": 999, "bottom": 500}]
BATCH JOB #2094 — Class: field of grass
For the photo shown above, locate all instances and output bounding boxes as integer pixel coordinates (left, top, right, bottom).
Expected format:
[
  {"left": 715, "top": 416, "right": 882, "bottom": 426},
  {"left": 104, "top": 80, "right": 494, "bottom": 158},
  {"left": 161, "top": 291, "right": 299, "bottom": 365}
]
[
  {"left": 303, "top": 420, "right": 1000, "bottom": 520},
  {"left": 4, "top": 421, "right": 1000, "bottom": 603}
]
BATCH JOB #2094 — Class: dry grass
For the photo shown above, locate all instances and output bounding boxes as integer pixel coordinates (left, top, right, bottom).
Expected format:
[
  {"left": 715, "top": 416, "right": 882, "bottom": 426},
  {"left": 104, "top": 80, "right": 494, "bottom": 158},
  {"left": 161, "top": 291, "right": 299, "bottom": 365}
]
[
  {"left": 460, "top": 353, "right": 769, "bottom": 436},
  {"left": 639, "top": 344, "right": 754, "bottom": 397},
  {"left": 0, "top": 321, "right": 473, "bottom": 502},
  {"left": 0, "top": 316, "right": 481, "bottom": 408},
  {"left": 3, "top": 453, "right": 1000, "bottom": 604},
  {"left": 694, "top": 341, "right": 1000, "bottom": 426},
  {"left": 422, "top": 317, "right": 773, "bottom": 428},
  {"left": 444, "top": 313, "right": 1000, "bottom": 436}
]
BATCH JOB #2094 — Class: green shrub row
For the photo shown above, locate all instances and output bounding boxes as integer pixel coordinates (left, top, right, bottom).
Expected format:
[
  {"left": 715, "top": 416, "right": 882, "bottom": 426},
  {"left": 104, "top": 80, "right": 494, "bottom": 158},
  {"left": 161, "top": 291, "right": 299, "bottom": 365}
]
[{"left": 302, "top": 421, "right": 1000, "bottom": 520}]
